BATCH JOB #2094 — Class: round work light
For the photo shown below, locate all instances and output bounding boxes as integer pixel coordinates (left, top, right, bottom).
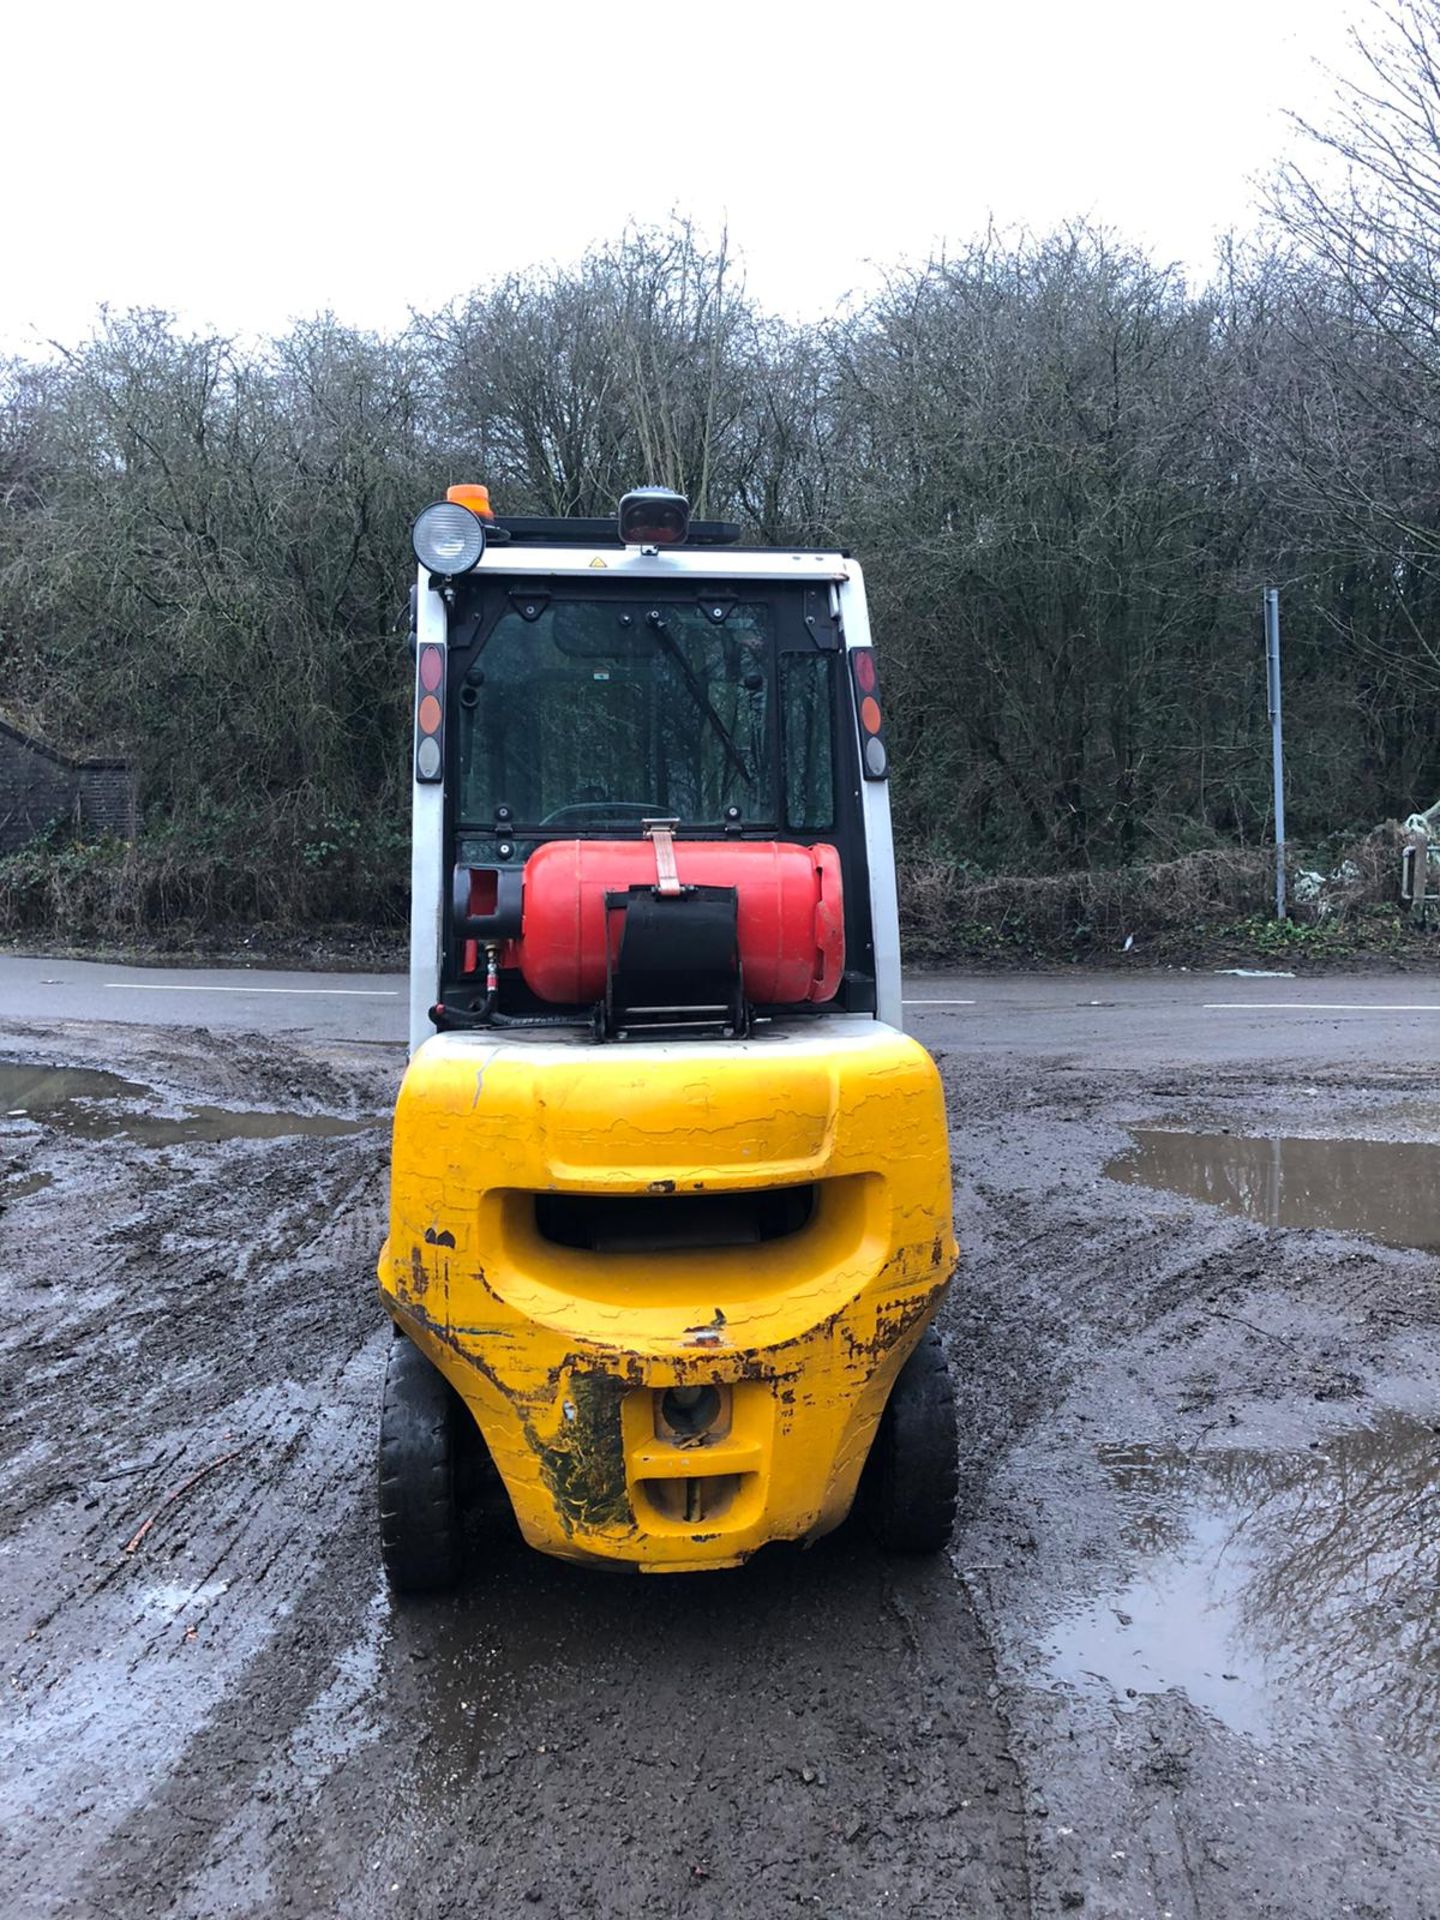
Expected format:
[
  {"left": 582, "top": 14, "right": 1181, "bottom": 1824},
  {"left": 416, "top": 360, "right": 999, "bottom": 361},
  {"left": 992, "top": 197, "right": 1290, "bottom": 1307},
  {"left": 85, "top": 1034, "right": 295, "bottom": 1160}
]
[{"left": 413, "top": 501, "right": 486, "bottom": 576}]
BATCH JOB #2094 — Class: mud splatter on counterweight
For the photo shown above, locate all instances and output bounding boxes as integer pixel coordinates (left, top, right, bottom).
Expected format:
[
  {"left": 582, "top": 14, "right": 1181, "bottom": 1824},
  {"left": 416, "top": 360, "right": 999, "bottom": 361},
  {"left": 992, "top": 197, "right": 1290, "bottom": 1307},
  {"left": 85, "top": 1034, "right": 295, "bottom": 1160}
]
[{"left": 535, "top": 1371, "right": 633, "bottom": 1534}]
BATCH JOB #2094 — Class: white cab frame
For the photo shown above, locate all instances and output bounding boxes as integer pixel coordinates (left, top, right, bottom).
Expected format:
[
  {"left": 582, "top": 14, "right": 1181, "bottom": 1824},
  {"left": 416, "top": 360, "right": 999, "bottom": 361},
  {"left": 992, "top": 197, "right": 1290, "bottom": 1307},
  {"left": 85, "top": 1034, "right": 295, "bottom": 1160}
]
[{"left": 408, "top": 546, "right": 902, "bottom": 1052}]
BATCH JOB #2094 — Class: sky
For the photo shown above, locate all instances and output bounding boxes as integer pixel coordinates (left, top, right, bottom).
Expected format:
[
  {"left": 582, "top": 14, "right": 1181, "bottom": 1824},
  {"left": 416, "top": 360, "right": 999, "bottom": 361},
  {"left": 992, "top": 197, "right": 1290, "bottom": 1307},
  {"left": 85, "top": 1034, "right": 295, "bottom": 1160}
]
[{"left": 3, "top": 0, "right": 1367, "bottom": 353}]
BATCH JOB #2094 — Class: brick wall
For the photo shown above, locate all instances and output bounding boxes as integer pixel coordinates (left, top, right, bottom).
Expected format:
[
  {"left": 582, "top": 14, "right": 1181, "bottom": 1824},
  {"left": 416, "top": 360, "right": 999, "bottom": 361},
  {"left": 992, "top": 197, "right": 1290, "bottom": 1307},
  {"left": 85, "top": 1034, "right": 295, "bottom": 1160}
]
[
  {"left": 0, "top": 720, "right": 135, "bottom": 854},
  {"left": 76, "top": 764, "right": 139, "bottom": 840}
]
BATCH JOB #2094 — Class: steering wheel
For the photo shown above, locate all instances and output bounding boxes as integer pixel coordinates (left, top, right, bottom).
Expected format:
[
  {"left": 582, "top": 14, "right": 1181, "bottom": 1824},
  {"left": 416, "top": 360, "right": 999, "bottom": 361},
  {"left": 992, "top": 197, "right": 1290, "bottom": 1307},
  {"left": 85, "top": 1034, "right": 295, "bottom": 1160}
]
[{"left": 540, "top": 801, "right": 661, "bottom": 826}]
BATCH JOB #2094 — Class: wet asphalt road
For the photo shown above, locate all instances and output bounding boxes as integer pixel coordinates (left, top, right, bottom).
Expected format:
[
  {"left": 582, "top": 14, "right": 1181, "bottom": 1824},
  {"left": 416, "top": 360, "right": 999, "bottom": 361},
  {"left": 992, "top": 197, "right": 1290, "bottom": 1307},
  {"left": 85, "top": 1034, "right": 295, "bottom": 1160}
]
[
  {"left": 4, "top": 953, "right": 1440, "bottom": 1063},
  {"left": 0, "top": 955, "right": 409, "bottom": 1044},
  {"left": 2, "top": 966, "right": 1439, "bottom": 1917}
]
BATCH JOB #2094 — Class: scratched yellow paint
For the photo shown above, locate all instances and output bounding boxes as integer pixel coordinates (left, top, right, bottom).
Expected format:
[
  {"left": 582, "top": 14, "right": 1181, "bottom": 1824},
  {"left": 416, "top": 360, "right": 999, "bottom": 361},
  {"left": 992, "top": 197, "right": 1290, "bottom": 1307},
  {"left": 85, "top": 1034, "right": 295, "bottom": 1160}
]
[{"left": 378, "top": 1024, "right": 956, "bottom": 1571}]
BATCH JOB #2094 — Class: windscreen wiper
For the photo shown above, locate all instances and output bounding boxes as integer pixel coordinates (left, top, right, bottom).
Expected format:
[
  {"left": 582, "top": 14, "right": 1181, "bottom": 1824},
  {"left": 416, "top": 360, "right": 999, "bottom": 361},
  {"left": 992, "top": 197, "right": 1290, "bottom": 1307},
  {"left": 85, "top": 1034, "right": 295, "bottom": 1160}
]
[{"left": 646, "top": 611, "right": 752, "bottom": 786}]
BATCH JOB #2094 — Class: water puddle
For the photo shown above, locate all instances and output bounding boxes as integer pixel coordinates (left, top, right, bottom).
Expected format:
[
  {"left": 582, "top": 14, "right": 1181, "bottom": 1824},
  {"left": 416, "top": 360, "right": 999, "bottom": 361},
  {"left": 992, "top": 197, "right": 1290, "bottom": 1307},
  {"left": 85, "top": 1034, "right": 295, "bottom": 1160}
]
[
  {"left": 286, "top": 1583, "right": 387, "bottom": 1782},
  {"left": 140, "top": 1579, "right": 232, "bottom": 1621},
  {"left": 3, "top": 1170, "right": 55, "bottom": 1202},
  {"left": 0, "top": 1063, "right": 378, "bottom": 1147},
  {"left": 1106, "top": 1129, "right": 1440, "bottom": 1250},
  {"left": 1047, "top": 1415, "right": 1440, "bottom": 1778}
]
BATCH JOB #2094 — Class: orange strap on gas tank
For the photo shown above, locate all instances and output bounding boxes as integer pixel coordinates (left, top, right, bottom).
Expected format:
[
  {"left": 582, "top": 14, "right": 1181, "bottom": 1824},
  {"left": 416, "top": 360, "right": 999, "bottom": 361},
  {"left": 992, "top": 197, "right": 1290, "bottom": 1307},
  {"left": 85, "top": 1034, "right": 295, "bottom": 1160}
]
[{"left": 643, "top": 818, "right": 683, "bottom": 897}]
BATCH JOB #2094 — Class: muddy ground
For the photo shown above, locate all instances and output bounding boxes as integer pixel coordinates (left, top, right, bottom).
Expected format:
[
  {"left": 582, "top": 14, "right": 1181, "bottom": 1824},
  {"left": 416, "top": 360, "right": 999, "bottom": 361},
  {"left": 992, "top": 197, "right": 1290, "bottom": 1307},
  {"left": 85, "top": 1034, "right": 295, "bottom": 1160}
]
[{"left": 1, "top": 1016, "right": 1437, "bottom": 1919}]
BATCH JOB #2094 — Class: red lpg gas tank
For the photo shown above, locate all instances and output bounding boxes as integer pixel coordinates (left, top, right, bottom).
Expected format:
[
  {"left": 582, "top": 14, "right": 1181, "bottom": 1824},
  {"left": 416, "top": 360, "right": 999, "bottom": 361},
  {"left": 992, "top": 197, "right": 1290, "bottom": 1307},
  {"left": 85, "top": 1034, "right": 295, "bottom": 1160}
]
[{"left": 517, "top": 840, "right": 844, "bottom": 1006}]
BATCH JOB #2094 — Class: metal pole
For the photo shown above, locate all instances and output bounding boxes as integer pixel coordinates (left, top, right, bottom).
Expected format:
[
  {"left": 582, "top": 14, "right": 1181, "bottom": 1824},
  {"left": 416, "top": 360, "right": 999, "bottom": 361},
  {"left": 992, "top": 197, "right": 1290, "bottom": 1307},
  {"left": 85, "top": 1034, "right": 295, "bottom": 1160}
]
[{"left": 1264, "top": 587, "right": 1287, "bottom": 920}]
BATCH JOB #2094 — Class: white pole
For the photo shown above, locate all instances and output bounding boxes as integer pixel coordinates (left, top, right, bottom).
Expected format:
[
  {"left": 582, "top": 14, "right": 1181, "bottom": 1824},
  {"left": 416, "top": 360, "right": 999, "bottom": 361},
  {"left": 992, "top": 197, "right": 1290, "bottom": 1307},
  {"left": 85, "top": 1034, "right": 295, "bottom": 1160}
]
[
  {"left": 409, "top": 573, "right": 448, "bottom": 1052},
  {"left": 1264, "top": 587, "right": 1286, "bottom": 921}
]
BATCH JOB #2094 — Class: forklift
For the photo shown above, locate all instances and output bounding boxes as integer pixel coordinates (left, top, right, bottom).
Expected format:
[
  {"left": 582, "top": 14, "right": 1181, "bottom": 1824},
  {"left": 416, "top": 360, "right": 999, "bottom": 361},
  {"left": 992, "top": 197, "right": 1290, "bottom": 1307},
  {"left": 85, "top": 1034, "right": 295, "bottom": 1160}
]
[{"left": 377, "top": 485, "right": 959, "bottom": 1586}]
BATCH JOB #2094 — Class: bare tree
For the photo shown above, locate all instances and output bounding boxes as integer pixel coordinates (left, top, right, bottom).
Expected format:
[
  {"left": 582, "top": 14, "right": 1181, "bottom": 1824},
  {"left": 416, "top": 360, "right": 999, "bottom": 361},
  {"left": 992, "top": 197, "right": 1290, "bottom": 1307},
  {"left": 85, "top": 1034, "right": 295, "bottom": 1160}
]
[{"left": 6, "top": 207, "right": 1440, "bottom": 930}]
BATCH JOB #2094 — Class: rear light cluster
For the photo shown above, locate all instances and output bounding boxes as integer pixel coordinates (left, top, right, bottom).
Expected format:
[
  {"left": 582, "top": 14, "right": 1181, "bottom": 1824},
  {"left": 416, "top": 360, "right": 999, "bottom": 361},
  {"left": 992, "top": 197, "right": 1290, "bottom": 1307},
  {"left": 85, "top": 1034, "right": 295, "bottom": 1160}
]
[
  {"left": 415, "top": 642, "right": 445, "bottom": 783},
  {"left": 850, "top": 649, "right": 888, "bottom": 779}
]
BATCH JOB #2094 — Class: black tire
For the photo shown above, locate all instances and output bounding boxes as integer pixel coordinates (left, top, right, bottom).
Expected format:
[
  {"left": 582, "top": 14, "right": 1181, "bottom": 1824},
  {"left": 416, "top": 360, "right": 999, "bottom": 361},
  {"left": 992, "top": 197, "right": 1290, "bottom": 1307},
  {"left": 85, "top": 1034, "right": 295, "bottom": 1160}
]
[
  {"left": 378, "top": 1331, "right": 463, "bottom": 1592},
  {"left": 864, "top": 1326, "right": 959, "bottom": 1554}
]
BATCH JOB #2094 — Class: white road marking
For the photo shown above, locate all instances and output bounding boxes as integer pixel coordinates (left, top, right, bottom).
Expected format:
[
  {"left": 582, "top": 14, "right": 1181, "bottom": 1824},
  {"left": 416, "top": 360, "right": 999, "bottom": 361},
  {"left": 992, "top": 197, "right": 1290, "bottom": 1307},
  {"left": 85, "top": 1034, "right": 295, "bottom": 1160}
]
[
  {"left": 101, "top": 984, "right": 399, "bottom": 997},
  {"left": 1204, "top": 1002, "right": 1440, "bottom": 1013},
  {"left": 903, "top": 998, "right": 977, "bottom": 1006}
]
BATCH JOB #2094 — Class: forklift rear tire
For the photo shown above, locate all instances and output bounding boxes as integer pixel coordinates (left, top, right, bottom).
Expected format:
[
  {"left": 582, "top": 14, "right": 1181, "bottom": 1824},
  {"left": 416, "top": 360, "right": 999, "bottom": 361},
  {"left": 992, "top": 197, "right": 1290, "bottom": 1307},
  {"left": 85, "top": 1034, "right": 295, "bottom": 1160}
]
[
  {"left": 864, "top": 1326, "right": 959, "bottom": 1554},
  {"left": 378, "top": 1331, "right": 463, "bottom": 1592}
]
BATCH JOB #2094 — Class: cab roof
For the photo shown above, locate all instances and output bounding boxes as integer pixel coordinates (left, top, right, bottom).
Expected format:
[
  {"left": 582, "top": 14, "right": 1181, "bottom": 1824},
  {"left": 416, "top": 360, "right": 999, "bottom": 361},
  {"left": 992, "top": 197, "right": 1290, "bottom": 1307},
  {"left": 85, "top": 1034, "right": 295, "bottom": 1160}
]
[
  {"left": 468, "top": 531, "right": 853, "bottom": 584},
  {"left": 491, "top": 515, "right": 744, "bottom": 547}
]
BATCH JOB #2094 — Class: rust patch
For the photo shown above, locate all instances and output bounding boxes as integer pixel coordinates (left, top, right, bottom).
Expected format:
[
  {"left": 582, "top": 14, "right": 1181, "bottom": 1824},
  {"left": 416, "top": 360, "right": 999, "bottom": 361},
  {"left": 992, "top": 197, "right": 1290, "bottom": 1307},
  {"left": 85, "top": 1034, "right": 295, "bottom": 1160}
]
[
  {"left": 424, "top": 1226, "right": 456, "bottom": 1248},
  {"left": 408, "top": 1245, "right": 429, "bottom": 1298},
  {"left": 389, "top": 1296, "right": 517, "bottom": 1406},
  {"left": 467, "top": 1260, "right": 506, "bottom": 1308},
  {"left": 840, "top": 1288, "right": 935, "bottom": 1365},
  {"left": 730, "top": 1351, "right": 785, "bottom": 1383}
]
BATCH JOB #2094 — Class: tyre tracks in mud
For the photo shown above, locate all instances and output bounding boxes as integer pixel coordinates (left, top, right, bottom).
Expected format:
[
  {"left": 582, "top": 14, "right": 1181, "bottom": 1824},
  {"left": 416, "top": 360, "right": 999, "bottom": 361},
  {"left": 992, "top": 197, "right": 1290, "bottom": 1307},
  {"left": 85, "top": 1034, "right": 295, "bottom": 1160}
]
[
  {"left": 0, "top": 1023, "right": 1027, "bottom": 1920},
  {"left": 0, "top": 1026, "right": 392, "bottom": 1916},
  {"left": 940, "top": 1057, "right": 1440, "bottom": 1920},
  {"left": 4, "top": 1024, "right": 1439, "bottom": 1917}
]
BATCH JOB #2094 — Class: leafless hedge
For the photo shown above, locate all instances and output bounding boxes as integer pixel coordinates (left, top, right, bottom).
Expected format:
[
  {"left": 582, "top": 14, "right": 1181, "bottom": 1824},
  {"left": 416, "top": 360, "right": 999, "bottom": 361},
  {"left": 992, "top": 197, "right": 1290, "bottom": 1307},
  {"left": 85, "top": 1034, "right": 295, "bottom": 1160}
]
[
  {"left": 899, "top": 825, "right": 1410, "bottom": 962},
  {"left": 9, "top": 10, "right": 1440, "bottom": 919}
]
